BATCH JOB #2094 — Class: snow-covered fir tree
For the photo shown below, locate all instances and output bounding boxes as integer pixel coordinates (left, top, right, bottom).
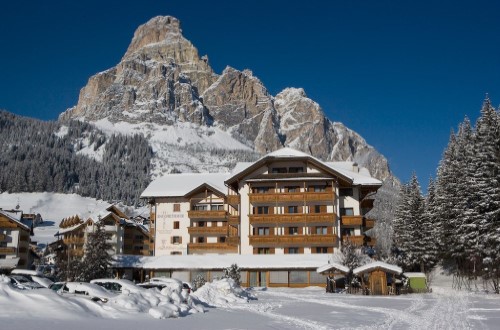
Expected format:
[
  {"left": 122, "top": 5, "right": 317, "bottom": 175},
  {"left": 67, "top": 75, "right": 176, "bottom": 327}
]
[
  {"left": 223, "top": 264, "right": 241, "bottom": 286},
  {"left": 76, "top": 218, "right": 113, "bottom": 281}
]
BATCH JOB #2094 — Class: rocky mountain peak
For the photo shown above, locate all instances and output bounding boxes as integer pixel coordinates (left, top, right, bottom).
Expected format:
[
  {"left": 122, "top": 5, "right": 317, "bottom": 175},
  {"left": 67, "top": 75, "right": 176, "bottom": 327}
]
[{"left": 124, "top": 16, "right": 183, "bottom": 58}]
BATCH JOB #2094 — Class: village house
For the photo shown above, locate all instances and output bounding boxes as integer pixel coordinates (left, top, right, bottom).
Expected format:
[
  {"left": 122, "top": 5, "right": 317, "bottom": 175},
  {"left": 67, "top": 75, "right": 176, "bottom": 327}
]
[
  {"left": 133, "top": 148, "right": 382, "bottom": 287},
  {"left": 0, "top": 210, "right": 31, "bottom": 271}
]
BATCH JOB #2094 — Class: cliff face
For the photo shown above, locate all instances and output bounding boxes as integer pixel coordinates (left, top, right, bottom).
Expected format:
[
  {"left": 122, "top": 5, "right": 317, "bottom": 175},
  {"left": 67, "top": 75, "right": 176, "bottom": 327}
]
[{"left": 59, "top": 15, "right": 392, "bottom": 181}]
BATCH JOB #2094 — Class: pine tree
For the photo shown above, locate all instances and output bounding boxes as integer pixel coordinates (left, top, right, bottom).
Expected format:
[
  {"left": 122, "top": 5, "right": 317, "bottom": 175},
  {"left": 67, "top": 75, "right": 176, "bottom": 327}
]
[
  {"left": 223, "top": 263, "right": 241, "bottom": 286},
  {"left": 77, "top": 219, "right": 113, "bottom": 281},
  {"left": 421, "top": 178, "right": 439, "bottom": 272}
]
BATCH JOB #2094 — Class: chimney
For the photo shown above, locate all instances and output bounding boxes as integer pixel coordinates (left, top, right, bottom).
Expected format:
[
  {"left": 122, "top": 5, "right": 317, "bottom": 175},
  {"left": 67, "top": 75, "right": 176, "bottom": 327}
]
[{"left": 352, "top": 162, "right": 359, "bottom": 173}]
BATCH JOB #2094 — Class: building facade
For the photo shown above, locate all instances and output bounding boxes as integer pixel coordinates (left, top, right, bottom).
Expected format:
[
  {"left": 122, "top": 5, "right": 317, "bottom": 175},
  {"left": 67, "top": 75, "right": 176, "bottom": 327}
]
[{"left": 142, "top": 148, "right": 381, "bottom": 257}]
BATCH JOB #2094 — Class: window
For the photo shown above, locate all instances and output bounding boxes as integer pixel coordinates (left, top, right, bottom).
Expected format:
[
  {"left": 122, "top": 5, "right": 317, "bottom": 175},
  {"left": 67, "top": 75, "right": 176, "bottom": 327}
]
[
  {"left": 197, "top": 237, "right": 205, "bottom": 243},
  {"left": 286, "top": 186, "right": 300, "bottom": 192},
  {"left": 219, "top": 237, "right": 226, "bottom": 243},
  {"left": 316, "top": 247, "right": 328, "bottom": 254},
  {"left": 315, "top": 226, "right": 327, "bottom": 235},
  {"left": 314, "top": 205, "right": 321, "bottom": 213},
  {"left": 288, "top": 227, "right": 299, "bottom": 235},
  {"left": 271, "top": 167, "right": 287, "bottom": 174},
  {"left": 211, "top": 204, "right": 224, "bottom": 211},
  {"left": 134, "top": 235, "right": 143, "bottom": 240},
  {"left": 257, "top": 227, "right": 270, "bottom": 236},
  {"left": 340, "top": 208, "right": 354, "bottom": 216},
  {"left": 310, "top": 185, "right": 326, "bottom": 192},
  {"left": 193, "top": 205, "right": 208, "bottom": 211},
  {"left": 173, "top": 203, "right": 181, "bottom": 212},
  {"left": 339, "top": 188, "right": 353, "bottom": 197},
  {"left": 173, "top": 221, "right": 180, "bottom": 229},
  {"left": 171, "top": 251, "right": 182, "bottom": 255},
  {"left": 287, "top": 247, "right": 299, "bottom": 254},
  {"left": 257, "top": 248, "right": 271, "bottom": 254},
  {"left": 0, "top": 242, "right": 7, "bottom": 248},
  {"left": 288, "top": 167, "right": 304, "bottom": 173},
  {"left": 172, "top": 236, "right": 182, "bottom": 244},
  {"left": 256, "top": 206, "right": 269, "bottom": 214},
  {"left": 288, "top": 206, "right": 298, "bottom": 214},
  {"left": 198, "top": 221, "right": 205, "bottom": 227}
]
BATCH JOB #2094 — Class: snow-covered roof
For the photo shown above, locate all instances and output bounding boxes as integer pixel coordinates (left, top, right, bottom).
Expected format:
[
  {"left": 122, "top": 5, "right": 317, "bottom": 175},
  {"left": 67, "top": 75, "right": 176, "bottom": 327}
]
[
  {"left": 353, "top": 261, "right": 402, "bottom": 275},
  {"left": 326, "top": 162, "right": 382, "bottom": 186},
  {"left": 265, "top": 147, "right": 311, "bottom": 158},
  {"left": 0, "top": 211, "right": 30, "bottom": 231},
  {"left": 113, "top": 254, "right": 329, "bottom": 270},
  {"left": 141, "top": 173, "right": 230, "bottom": 198},
  {"left": 316, "top": 262, "right": 350, "bottom": 274},
  {"left": 0, "top": 258, "right": 20, "bottom": 269},
  {"left": 403, "top": 272, "right": 426, "bottom": 278}
]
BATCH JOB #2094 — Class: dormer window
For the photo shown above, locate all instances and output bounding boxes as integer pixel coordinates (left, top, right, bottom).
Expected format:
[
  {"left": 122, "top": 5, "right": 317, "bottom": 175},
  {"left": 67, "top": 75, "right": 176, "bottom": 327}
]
[
  {"left": 288, "top": 167, "right": 304, "bottom": 173},
  {"left": 271, "top": 167, "right": 287, "bottom": 174}
]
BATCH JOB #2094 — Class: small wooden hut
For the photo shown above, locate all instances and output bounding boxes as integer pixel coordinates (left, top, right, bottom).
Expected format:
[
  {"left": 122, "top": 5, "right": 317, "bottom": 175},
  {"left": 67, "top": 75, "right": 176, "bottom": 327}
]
[
  {"left": 353, "top": 261, "right": 402, "bottom": 295},
  {"left": 316, "top": 262, "right": 350, "bottom": 292}
]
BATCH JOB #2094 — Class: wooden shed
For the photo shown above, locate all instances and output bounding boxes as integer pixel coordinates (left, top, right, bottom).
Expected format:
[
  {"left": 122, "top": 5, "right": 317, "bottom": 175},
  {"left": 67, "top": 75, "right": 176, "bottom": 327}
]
[{"left": 353, "top": 261, "right": 402, "bottom": 295}]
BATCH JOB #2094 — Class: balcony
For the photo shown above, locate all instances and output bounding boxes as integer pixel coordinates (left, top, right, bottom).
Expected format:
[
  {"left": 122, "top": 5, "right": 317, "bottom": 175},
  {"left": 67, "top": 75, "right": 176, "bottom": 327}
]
[
  {"left": 0, "top": 247, "right": 16, "bottom": 254},
  {"left": 226, "top": 195, "right": 240, "bottom": 206},
  {"left": 188, "top": 243, "right": 238, "bottom": 254},
  {"left": 63, "top": 237, "right": 85, "bottom": 245},
  {"left": 228, "top": 215, "right": 240, "bottom": 226},
  {"left": 249, "top": 191, "right": 334, "bottom": 203},
  {"left": 249, "top": 234, "right": 337, "bottom": 246},
  {"left": 188, "top": 225, "right": 229, "bottom": 235},
  {"left": 342, "top": 235, "right": 365, "bottom": 246},
  {"left": 0, "top": 234, "right": 6, "bottom": 241},
  {"left": 249, "top": 213, "right": 335, "bottom": 225},
  {"left": 188, "top": 210, "right": 228, "bottom": 219},
  {"left": 69, "top": 249, "right": 84, "bottom": 257},
  {"left": 364, "top": 218, "right": 375, "bottom": 228},
  {"left": 341, "top": 216, "right": 363, "bottom": 226}
]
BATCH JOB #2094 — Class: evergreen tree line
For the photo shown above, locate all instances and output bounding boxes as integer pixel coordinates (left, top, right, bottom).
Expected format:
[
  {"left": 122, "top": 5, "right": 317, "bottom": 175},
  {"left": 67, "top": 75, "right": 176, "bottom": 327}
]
[
  {"left": 0, "top": 111, "right": 153, "bottom": 205},
  {"left": 392, "top": 97, "right": 500, "bottom": 293}
]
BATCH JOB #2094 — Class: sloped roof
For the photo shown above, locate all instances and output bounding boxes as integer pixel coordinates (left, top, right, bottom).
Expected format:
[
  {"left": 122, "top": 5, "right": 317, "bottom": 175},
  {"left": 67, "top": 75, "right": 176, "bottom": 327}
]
[
  {"left": 326, "top": 162, "right": 382, "bottom": 186},
  {"left": 0, "top": 210, "right": 30, "bottom": 231},
  {"left": 316, "top": 262, "right": 350, "bottom": 274},
  {"left": 141, "top": 173, "right": 230, "bottom": 198},
  {"left": 353, "top": 261, "right": 402, "bottom": 275}
]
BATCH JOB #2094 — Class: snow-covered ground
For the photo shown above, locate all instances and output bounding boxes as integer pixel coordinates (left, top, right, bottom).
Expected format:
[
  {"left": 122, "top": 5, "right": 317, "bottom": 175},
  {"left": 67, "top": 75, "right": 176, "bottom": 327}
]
[{"left": 1, "top": 278, "right": 499, "bottom": 330}]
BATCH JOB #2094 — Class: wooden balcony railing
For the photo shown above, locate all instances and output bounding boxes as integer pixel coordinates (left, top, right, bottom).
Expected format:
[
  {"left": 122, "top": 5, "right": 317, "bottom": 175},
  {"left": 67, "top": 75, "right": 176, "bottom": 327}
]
[
  {"left": 249, "top": 234, "right": 337, "bottom": 246},
  {"left": 228, "top": 215, "right": 240, "bottom": 226},
  {"left": 188, "top": 243, "right": 238, "bottom": 253},
  {"left": 226, "top": 195, "right": 240, "bottom": 206},
  {"left": 364, "top": 218, "right": 375, "bottom": 228},
  {"left": 226, "top": 237, "right": 239, "bottom": 245},
  {"left": 249, "top": 213, "right": 335, "bottom": 224},
  {"left": 188, "top": 226, "right": 229, "bottom": 235},
  {"left": 249, "top": 191, "right": 334, "bottom": 203},
  {"left": 0, "top": 247, "right": 16, "bottom": 254},
  {"left": 69, "top": 249, "right": 84, "bottom": 257},
  {"left": 341, "top": 216, "right": 363, "bottom": 226},
  {"left": 188, "top": 210, "right": 228, "bottom": 219},
  {"left": 342, "top": 235, "right": 365, "bottom": 246}
]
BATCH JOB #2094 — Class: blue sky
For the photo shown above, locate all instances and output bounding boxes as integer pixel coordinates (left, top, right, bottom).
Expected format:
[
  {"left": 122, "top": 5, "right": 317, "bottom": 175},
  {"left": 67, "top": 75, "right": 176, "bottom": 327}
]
[{"left": 1, "top": 0, "right": 499, "bottom": 187}]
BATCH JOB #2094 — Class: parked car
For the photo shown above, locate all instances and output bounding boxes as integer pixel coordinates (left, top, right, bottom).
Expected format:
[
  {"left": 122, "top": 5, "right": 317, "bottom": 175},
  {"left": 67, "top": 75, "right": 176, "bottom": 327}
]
[
  {"left": 90, "top": 278, "right": 144, "bottom": 294},
  {"left": 49, "top": 282, "right": 117, "bottom": 303},
  {"left": 138, "top": 277, "right": 191, "bottom": 294},
  {"left": 10, "top": 269, "right": 54, "bottom": 288},
  {"left": 8, "top": 275, "right": 45, "bottom": 290}
]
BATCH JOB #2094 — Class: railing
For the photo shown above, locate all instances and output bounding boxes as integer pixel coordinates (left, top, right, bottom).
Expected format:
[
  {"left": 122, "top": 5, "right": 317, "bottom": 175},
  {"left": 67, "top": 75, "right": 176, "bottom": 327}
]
[
  {"left": 364, "top": 218, "right": 375, "bottom": 228},
  {"left": 69, "top": 249, "right": 84, "bottom": 257},
  {"left": 226, "top": 237, "right": 239, "bottom": 245},
  {"left": 226, "top": 195, "right": 240, "bottom": 205},
  {"left": 249, "top": 213, "right": 335, "bottom": 224},
  {"left": 188, "top": 226, "right": 228, "bottom": 235},
  {"left": 0, "top": 247, "right": 16, "bottom": 254},
  {"left": 188, "top": 210, "right": 228, "bottom": 219},
  {"left": 342, "top": 235, "right": 365, "bottom": 245},
  {"left": 249, "top": 191, "right": 334, "bottom": 203},
  {"left": 341, "top": 216, "right": 363, "bottom": 226},
  {"left": 188, "top": 243, "right": 238, "bottom": 253},
  {"left": 249, "top": 234, "right": 337, "bottom": 246},
  {"left": 63, "top": 237, "right": 85, "bottom": 245},
  {"left": 228, "top": 215, "right": 240, "bottom": 226}
]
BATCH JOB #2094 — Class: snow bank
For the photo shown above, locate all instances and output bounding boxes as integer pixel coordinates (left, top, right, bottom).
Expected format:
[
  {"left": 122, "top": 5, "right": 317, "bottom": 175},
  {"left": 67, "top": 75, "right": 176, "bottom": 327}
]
[
  {"left": 191, "top": 278, "right": 255, "bottom": 307},
  {"left": 0, "top": 275, "right": 203, "bottom": 320}
]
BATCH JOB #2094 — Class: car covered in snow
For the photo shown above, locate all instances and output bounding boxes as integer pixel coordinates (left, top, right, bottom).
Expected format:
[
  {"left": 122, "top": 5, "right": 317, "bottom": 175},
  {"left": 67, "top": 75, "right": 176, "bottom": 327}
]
[
  {"left": 90, "top": 278, "right": 145, "bottom": 293},
  {"left": 49, "top": 282, "right": 117, "bottom": 303},
  {"left": 138, "top": 277, "right": 192, "bottom": 294},
  {"left": 10, "top": 269, "right": 54, "bottom": 288},
  {"left": 8, "top": 275, "right": 45, "bottom": 290}
]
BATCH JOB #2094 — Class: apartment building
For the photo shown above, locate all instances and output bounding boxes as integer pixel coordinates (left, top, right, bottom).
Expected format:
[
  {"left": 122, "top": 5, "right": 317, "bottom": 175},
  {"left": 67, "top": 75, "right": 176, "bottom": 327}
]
[
  {"left": 142, "top": 148, "right": 381, "bottom": 257},
  {"left": 56, "top": 205, "right": 150, "bottom": 259}
]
